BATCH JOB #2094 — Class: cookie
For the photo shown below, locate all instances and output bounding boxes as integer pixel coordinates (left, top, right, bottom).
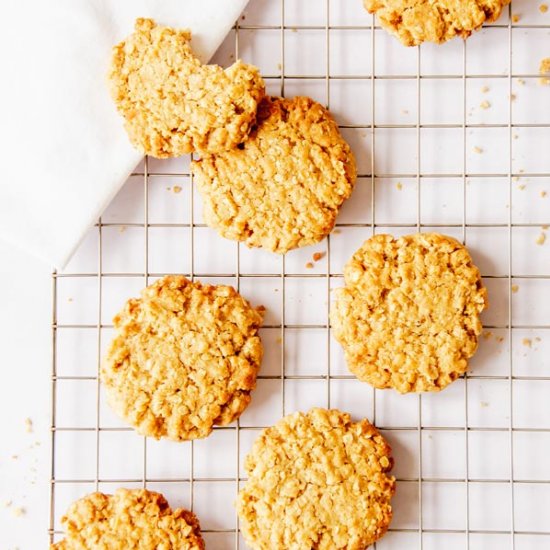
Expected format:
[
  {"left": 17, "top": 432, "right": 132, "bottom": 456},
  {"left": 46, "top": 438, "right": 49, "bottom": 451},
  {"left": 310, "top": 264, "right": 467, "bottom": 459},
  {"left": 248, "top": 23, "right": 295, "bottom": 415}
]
[
  {"left": 191, "top": 96, "right": 357, "bottom": 254},
  {"left": 101, "top": 275, "right": 264, "bottom": 440},
  {"left": 237, "top": 408, "right": 395, "bottom": 550},
  {"left": 363, "top": 0, "right": 510, "bottom": 46},
  {"left": 331, "top": 233, "right": 488, "bottom": 393},
  {"left": 51, "top": 488, "right": 204, "bottom": 550},
  {"left": 108, "top": 18, "right": 265, "bottom": 158}
]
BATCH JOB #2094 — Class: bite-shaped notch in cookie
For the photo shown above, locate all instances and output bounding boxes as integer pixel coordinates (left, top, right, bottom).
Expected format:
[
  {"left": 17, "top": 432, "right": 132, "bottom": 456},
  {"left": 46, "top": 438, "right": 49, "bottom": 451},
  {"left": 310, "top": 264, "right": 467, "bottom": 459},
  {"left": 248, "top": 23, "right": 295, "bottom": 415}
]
[
  {"left": 363, "top": 0, "right": 510, "bottom": 46},
  {"left": 51, "top": 488, "right": 205, "bottom": 550},
  {"left": 237, "top": 408, "right": 396, "bottom": 550},
  {"left": 331, "top": 233, "right": 488, "bottom": 393},
  {"left": 191, "top": 96, "right": 357, "bottom": 254},
  {"left": 108, "top": 18, "right": 265, "bottom": 157},
  {"left": 101, "top": 275, "right": 264, "bottom": 441}
]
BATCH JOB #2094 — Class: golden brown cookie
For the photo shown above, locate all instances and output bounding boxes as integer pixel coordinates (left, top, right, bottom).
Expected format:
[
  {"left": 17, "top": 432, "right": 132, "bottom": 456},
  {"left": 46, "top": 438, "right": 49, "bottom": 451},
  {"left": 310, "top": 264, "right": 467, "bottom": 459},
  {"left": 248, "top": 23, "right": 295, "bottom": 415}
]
[
  {"left": 108, "top": 18, "right": 265, "bottom": 158},
  {"left": 363, "top": 0, "right": 510, "bottom": 46},
  {"left": 237, "top": 408, "right": 395, "bottom": 550},
  {"left": 331, "top": 233, "right": 488, "bottom": 393},
  {"left": 101, "top": 275, "right": 264, "bottom": 441},
  {"left": 51, "top": 488, "right": 204, "bottom": 550},
  {"left": 191, "top": 96, "right": 357, "bottom": 254}
]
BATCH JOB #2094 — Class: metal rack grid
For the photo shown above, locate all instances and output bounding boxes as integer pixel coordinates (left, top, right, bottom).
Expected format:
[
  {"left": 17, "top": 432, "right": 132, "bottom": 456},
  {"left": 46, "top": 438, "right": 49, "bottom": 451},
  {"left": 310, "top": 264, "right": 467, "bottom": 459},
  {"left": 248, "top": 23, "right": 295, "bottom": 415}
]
[{"left": 49, "top": 1, "right": 550, "bottom": 548}]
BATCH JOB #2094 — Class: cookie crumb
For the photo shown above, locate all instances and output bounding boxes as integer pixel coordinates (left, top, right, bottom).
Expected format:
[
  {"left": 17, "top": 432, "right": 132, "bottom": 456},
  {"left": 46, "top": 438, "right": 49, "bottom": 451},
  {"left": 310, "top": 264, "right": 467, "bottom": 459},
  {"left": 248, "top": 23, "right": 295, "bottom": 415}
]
[
  {"left": 118, "top": 225, "right": 127, "bottom": 233},
  {"left": 496, "top": 336, "right": 504, "bottom": 343},
  {"left": 172, "top": 185, "right": 182, "bottom": 194},
  {"left": 480, "top": 100, "right": 491, "bottom": 109},
  {"left": 2, "top": 500, "right": 12, "bottom": 508},
  {"left": 510, "top": 93, "right": 517, "bottom": 101},
  {"left": 12, "top": 506, "right": 25, "bottom": 518},
  {"left": 540, "top": 3, "right": 549, "bottom": 13},
  {"left": 541, "top": 190, "right": 547, "bottom": 198},
  {"left": 535, "top": 337, "right": 542, "bottom": 342},
  {"left": 481, "top": 85, "right": 490, "bottom": 93},
  {"left": 513, "top": 134, "right": 519, "bottom": 140},
  {"left": 536, "top": 233, "right": 546, "bottom": 245},
  {"left": 67, "top": 297, "right": 73, "bottom": 303},
  {"left": 482, "top": 331, "right": 493, "bottom": 340},
  {"left": 401, "top": 109, "right": 409, "bottom": 115},
  {"left": 313, "top": 252, "right": 326, "bottom": 262},
  {"left": 542, "top": 225, "right": 549, "bottom": 230},
  {"left": 305, "top": 262, "right": 314, "bottom": 269},
  {"left": 540, "top": 58, "right": 550, "bottom": 85},
  {"left": 473, "top": 146, "right": 483, "bottom": 154},
  {"left": 11, "top": 454, "right": 18, "bottom": 460},
  {"left": 396, "top": 182, "right": 403, "bottom": 190},
  {"left": 332, "top": 228, "right": 341, "bottom": 234},
  {"left": 275, "top": 337, "right": 282, "bottom": 344},
  {"left": 480, "top": 401, "right": 490, "bottom": 408},
  {"left": 511, "top": 284, "right": 519, "bottom": 293},
  {"left": 518, "top": 184, "right": 526, "bottom": 190},
  {"left": 512, "top": 14, "right": 521, "bottom": 23},
  {"left": 517, "top": 78, "right": 526, "bottom": 86},
  {"left": 522, "top": 338, "right": 532, "bottom": 348},
  {"left": 24, "top": 417, "right": 33, "bottom": 433},
  {"left": 277, "top": 63, "right": 282, "bottom": 71}
]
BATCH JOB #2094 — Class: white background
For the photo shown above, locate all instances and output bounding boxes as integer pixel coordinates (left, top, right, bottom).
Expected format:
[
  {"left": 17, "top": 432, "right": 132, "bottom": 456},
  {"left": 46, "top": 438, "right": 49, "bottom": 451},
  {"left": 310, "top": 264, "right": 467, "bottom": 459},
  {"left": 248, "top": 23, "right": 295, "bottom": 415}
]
[{"left": 2, "top": 0, "right": 550, "bottom": 549}]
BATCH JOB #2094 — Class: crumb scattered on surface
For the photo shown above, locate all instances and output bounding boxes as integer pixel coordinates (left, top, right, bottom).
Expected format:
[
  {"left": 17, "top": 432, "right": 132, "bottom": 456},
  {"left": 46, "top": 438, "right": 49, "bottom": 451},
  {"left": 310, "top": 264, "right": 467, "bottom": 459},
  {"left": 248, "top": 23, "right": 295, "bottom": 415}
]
[
  {"left": 2, "top": 500, "right": 12, "bottom": 508},
  {"left": 275, "top": 337, "right": 282, "bottom": 344},
  {"left": 480, "top": 401, "right": 490, "bottom": 408},
  {"left": 401, "top": 109, "right": 409, "bottom": 115},
  {"left": 483, "top": 331, "right": 493, "bottom": 340},
  {"left": 513, "top": 134, "right": 519, "bottom": 140},
  {"left": 24, "top": 418, "right": 33, "bottom": 433},
  {"left": 518, "top": 184, "right": 526, "bottom": 190},
  {"left": 277, "top": 63, "right": 282, "bottom": 71},
  {"left": 510, "top": 93, "right": 517, "bottom": 101},
  {"left": 536, "top": 233, "right": 546, "bottom": 245},
  {"left": 172, "top": 185, "right": 182, "bottom": 194},
  {"left": 511, "top": 284, "right": 519, "bottom": 293},
  {"left": 480, "top": 100, "right": 491, "bottom": 109},
  {"left": 305, "top": 262, "right": 314, "bottom": 269},
  {"left": 11, "top": 454, "right": 18, "bottom": 460},
  {"left": 540, "top": 3, "right": 549, "bottom": 13},
  {"left": 496, "top": 336, "right": 504, "bottom": 343},
  {"left": 473, "top": 146, "right": 483, "bottom": 154},
  {"left": 535, "top": 337, "right": 541, "bottom": 342},
  {"left": 517, "top": 78, "right": 525, "bottom": 86},
  {"left": 313, "top": 252, "right": 326, "bottom": 262},
  {"left": 512, "top": 14, "right": 521, "bottom": 23},
  {"left": 67, "top": 297, "right": 73, "bottom": 302},
  {"left": 118, "top": 225, "right": 127, "bottom": 233},
  {"left": 522, "top": 338, "right": 532, "bottom": 348},
  {"left": 542, "top": 225, "right": 549, "bottom": 230},
  {"left": 332, "top": 229, "right": 341, "bottom": 234},
  {"left": 12, "top": 507, "right": 25, "bottom": 518},
  {"left": 481, "top": 85, "right": 490, "bottom": 93},
  {"left": 539, "top": 57, "right": 550, "bottom": 85},
  {"left": 396, "top": 182, "right": 403, "bottom": 190},
  {"left": 541, "top": 191, "right": 547, "bottom": 198}
]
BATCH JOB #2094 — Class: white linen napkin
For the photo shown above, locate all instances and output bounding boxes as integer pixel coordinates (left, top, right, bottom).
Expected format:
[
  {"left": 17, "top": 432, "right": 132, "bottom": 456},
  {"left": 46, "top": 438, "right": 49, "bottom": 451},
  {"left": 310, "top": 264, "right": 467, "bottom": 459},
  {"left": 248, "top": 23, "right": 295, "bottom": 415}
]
[{"left": 0, "top": 0, "right": 249, "bottom": 268}]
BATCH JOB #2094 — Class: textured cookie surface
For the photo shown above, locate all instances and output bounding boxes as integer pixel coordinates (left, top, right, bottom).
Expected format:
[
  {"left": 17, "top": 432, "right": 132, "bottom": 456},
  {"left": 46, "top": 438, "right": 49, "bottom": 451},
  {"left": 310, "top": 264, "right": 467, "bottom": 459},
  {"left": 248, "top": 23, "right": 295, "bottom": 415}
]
[
  {"left": 363, "top": 0, "right": 510, "bottom": 46},
  {"left": 237, "top": 408, "right": 395, "bottom": 550},
  {"left": 101, "top": 275, "right": 264, "bottom": 440},
  {"left": 51, "top": 488, "right": 204, "bottom": 550},
  {"left": 331, "top": 233, "right": 488, "bottom": 393},
  {"left": 109, "top": 18, "right": 265, "bottom": 157},
  {"left": 192, "top": 96, "right": 357, "bottom": 254}
]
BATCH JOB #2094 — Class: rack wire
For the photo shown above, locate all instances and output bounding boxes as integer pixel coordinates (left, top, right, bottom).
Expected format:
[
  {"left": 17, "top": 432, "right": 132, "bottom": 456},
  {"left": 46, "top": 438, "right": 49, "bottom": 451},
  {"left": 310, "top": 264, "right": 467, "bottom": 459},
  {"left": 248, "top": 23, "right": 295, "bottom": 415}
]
[{"left": 50, "top": 1, "right": 550, "bottom": 548}]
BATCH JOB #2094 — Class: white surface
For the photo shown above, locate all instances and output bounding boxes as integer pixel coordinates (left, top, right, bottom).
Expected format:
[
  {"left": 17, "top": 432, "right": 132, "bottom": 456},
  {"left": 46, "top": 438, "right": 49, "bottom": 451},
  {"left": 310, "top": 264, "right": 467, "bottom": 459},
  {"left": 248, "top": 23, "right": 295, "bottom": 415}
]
[
  {"left": 0, "top": 0, "right": 249, "bottom": 269},
  {"left": 3, "top": 0, "right": 550, "bottom": 549}
]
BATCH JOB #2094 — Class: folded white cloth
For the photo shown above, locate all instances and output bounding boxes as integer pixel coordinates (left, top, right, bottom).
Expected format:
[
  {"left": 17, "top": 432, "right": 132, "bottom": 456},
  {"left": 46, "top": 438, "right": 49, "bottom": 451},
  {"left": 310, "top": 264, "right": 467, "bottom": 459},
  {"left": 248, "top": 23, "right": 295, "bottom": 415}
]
[{"left": 0, "top": 0, "right": 248, "bottom": 268}]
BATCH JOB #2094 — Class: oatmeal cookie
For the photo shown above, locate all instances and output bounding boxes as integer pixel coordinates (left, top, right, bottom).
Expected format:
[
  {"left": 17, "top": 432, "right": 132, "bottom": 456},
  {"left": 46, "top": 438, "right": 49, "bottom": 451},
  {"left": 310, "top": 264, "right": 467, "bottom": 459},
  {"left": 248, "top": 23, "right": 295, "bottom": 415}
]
[
  {"left": 108, "top": 18, "right": 265, "bottom": 157},
  {"left": 331, "top": 233, "right": 488, "bottom": 393},
  {"left": 363, "top": 0, "right": 510, "bottom": 46},
  {"left": 51, "top": 488, "right": 204, "bottom": 550},
  {"left": 191, "top": 96, "right": 357, "bottom": 254},
  {"left": 101, "top": 275, "right": 264, "bottom": 440},
  {"left": 237, "top": 408, "right": 395, "bottom": 550}
]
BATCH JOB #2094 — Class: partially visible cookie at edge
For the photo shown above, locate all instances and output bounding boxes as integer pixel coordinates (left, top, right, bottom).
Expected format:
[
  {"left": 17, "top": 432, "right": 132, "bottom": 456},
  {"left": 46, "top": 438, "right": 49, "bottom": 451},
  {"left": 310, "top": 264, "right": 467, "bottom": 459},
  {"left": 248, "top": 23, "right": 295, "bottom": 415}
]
[
  {"left": 51, "top": 488, "right": 204, "bottom": 549},
  {"left": 363, "top": 0, "right": 510, "bottom": 46},
  {"left": 101, "top": 275, "right": 264, "bottom": 441},
  {"left": 108, "top": 18, "right": 265, "bottom": 157},
  {"left": 331, "top": 233, "right": 488, "bottom": 393},
  {"left": 191, "top": 96, "right": 357, "bottom": 254},
  {"left": 237, "top": 408, "right": 396, "bottom": 550}
]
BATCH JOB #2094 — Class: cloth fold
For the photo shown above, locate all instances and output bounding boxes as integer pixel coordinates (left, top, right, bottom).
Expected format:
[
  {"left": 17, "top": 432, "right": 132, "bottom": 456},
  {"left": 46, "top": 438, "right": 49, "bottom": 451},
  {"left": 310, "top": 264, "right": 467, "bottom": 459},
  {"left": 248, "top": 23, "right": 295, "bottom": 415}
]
[{"left": 0, "top": 0, "right": 248, "bottom": 268}]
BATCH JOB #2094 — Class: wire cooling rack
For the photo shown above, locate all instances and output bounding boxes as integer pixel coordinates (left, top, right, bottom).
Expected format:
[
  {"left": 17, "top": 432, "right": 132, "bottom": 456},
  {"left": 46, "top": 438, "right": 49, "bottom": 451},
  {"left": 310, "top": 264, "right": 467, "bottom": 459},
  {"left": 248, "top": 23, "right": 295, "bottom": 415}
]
[{"left": 49, "top": 0, "right": 550, "bottom": 548}]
